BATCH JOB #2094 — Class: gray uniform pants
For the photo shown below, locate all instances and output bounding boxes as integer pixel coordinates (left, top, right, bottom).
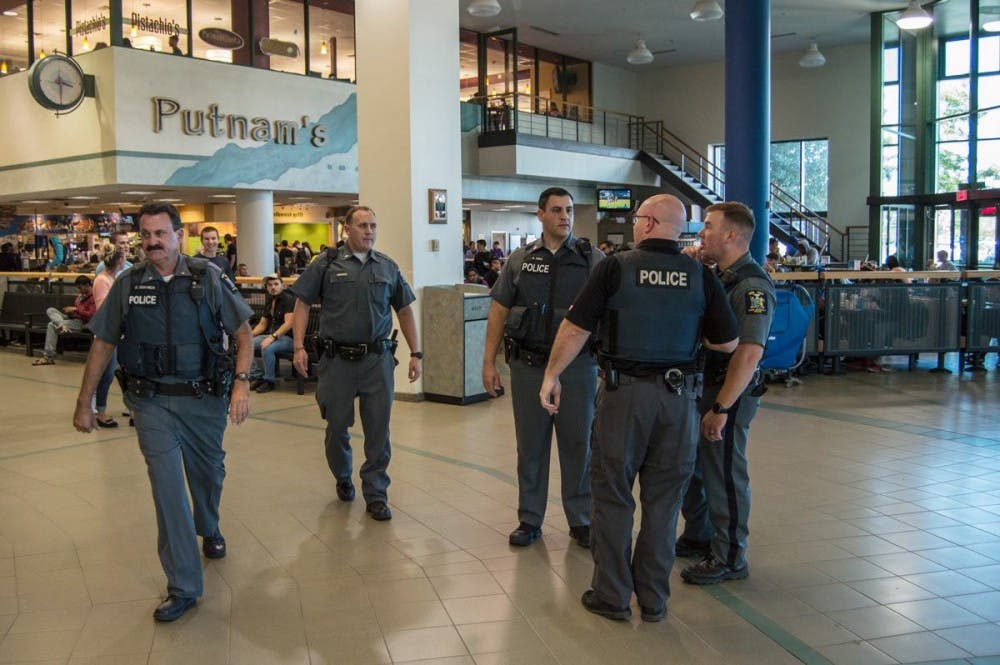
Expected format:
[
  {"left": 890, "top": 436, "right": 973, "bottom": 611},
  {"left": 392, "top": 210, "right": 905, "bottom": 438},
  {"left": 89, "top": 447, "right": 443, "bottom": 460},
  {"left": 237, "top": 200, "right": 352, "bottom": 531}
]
[
  {"left": 590, "top": 373, "right": 700, "bottom": 611},
  {"left": 126, "top": 391, "right": 228, "bottom": 599},
  {"left": 680, "top": 382, "right": 757, "bottom": 570},
  {"left": 316, "top": 350, "right": 395, "bottom": 504},
  {"left": 509, "top": 353, "right": 596, "bottom": 528}
]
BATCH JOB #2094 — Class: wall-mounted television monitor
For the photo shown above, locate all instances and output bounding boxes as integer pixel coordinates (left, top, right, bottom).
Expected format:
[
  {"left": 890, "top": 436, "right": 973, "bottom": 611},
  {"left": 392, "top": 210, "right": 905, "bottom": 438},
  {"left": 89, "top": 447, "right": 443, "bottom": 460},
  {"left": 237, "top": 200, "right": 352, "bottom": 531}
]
[{"left": 597, "top": 188, "right": 632, "bottom": 211}]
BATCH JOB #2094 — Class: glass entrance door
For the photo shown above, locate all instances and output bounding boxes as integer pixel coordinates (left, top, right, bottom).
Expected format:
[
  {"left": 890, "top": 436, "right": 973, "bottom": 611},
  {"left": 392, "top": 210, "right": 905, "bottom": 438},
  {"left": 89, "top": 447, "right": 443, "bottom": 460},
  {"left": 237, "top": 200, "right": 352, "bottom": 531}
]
[{"left": 974, "top": 202, "right": 998, "bottom": 267}]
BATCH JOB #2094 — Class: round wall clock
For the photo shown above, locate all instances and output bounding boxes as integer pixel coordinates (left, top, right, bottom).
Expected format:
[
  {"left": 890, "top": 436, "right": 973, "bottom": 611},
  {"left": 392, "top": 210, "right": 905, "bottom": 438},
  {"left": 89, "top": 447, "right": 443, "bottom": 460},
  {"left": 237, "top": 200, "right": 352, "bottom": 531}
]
[{"left": 28, "top": 54, "right": 87, "bottom": 112}]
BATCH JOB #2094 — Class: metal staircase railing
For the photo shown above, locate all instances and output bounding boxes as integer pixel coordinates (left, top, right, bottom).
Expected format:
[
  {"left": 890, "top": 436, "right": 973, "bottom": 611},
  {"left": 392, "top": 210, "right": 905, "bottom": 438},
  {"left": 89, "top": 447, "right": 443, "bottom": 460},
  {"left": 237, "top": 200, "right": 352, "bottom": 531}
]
[{"left": 635, "top": 120, "right": 846, "bottom": 260}]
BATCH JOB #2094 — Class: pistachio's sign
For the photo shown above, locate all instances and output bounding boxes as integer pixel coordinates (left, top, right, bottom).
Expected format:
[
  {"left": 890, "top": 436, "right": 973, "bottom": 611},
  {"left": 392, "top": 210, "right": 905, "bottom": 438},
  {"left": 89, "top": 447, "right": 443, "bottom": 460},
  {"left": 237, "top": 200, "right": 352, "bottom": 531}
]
[
  {"left": 73, "top": 15, "right": 109, "bottom": 36},
  {"left": 131, "top": 13, "right": 181, "bottom": 36},
  {"left": 152, "top": 97, "right": 328, "bottom": 147}
]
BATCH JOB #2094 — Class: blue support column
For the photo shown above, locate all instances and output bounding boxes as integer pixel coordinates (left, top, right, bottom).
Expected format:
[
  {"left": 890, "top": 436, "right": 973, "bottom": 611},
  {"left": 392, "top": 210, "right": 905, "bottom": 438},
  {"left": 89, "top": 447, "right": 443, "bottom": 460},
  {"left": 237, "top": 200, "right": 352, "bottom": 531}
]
[{"left": 725, "top": 0, "right": 770, "bottom": 263}]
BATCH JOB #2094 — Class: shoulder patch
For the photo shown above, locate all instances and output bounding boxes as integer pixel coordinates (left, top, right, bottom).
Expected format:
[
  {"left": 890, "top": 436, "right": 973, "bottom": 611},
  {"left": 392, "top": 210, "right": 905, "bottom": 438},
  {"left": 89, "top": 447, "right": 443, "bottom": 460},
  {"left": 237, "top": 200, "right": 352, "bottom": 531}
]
[
  {"left": 220, "top": 273, "right": 239, "bottom": 294},
  {"left": 746, "top": 289, "right": 768, "bottom": 315}
]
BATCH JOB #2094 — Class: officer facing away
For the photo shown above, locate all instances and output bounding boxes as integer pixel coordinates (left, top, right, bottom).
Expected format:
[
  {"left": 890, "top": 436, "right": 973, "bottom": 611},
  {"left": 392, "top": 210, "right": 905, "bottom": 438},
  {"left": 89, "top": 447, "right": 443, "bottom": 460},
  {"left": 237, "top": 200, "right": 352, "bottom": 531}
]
[
  {"left": 73, "top": 202, "right": 254, "bottom": 623},
  {"left": 291, "top": 205, "right": 422, "bottom": 523},
  {"left": 539, "top": 194, "right": 738, "bottom": 622},
  {"left": 482, "top": 186, "right": 603, "bottom": 548},
  {"left": 677, "top": 202, "right": 776, "bottom": 585}
]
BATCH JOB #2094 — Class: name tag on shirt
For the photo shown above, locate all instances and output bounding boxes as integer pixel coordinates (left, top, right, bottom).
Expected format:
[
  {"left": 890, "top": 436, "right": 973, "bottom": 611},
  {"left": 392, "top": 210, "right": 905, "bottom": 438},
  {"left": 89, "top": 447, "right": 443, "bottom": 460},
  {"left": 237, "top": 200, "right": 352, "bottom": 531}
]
[{"left": 637, "top": 269, "right": 688, "bottom": 287}]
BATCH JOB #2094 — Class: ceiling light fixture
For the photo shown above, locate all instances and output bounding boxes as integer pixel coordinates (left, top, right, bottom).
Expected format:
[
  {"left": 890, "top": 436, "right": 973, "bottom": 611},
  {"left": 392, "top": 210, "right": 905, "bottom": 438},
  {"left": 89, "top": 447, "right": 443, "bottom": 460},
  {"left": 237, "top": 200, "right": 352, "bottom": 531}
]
[
  {"left": 320, "top": 40, "right": 328, "bottom": 55},
  {"left": 82, "top": 35, "right": 91, "bottom": 51},
  {"left": 798, "top": 42, "right": 826, "bottom": 68},
  {"left": 896, "top": 0, "right": 933, "bottom": 30},
  {"left": 467, "top": 0, "right": 501, "bottom": 18},
  {"left": 0, "top": 61, "right": 7, "bottom": 75},
  {"left": 626, "top": 38, "right": 654, "bottom": 65},
  {"left": 690, "top": 0, "right": 724, "bottom": 22}
]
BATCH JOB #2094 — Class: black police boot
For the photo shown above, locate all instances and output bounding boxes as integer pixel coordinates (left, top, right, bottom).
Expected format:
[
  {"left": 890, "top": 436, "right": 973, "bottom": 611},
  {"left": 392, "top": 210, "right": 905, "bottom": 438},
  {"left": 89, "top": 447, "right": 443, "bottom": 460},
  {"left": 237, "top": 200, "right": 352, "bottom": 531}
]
[
  {"left": 581, "top": 590, "right": 631, "bottom": 621},
  {"left": 336, "top": 480, "right": 355, "bottom": 502},
  {"left": 366, "top": 501, "right": 392, "bottom": 521},
  {"left": 202, "top": 533, "right": 226, "bottom": 559},
  {"left": 569, "top": 525, "right": 590, "bottom": 549},
  {"left": 508, "top": 522, "right": 541, "bottom": 546},
  {"left": 153, "top": 594, "right": 196, "bottom": 622}
]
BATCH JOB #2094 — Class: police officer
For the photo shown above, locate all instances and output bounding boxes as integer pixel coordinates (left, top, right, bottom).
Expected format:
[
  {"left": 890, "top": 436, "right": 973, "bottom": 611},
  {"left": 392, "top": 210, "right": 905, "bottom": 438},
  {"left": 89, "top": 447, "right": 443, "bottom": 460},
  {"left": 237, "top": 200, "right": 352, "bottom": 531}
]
[
  {"left": 678, "top": 202, "right": 776, "bottom": 585},
  {"left": 291, "top": 205, "right": 421, "bottom": 522},
  {"left": 73, "top": 202, "right": 253, "bottom": 623},
  {"left": 539, "top": 194, "right": 737, "bottom": 622},
  {"left": 482, "top": 187, "right": 602, "bottom": 548}
]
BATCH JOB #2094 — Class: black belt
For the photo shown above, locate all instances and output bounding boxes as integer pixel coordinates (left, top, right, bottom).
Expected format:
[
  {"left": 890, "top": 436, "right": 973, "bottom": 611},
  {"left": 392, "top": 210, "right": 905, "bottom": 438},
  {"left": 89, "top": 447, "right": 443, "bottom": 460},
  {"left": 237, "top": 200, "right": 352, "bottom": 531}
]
[
  {"left": 607, "top": 367, "right": 702, "bottom": 395},
  {"left": 324, "top": 338, "right": 394, "bottom": 361},
  {"left": 119, "top": 371, "right": 215, "bottom": 398}
]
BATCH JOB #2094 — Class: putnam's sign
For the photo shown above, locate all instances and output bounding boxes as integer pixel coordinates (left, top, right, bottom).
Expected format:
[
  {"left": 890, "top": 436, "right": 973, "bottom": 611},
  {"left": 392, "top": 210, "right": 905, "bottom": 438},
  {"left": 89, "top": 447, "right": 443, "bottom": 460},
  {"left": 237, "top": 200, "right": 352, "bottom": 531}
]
[{"left": 152, "top": 97, "right": 328, "bottom": 147}]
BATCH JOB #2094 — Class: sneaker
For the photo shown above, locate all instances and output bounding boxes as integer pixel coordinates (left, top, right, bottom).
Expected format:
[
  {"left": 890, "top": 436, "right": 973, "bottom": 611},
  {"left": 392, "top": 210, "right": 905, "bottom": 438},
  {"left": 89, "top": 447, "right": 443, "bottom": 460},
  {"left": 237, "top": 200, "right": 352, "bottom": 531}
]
[
  {"left": 674, "top": 536, "right": 711, "bottom": 558},
  {"left": 255, "top": 380, "right": 276, "bottom": 393},
  {"left": 508, "top": 522, "right": 541, "bottom": 546},
  {"left": 581, "top": 589, "right": 631, "bottom": 621},
  {"left": 569, "top": 525, "right": 590, "bottom": 549},
  {"left": 31, "top": 356, "right": 54, "bottom": 366},
  {"left": 202, "top": 533, "right": 226, "bottom": 559},
  {"left": 640, "top": 605, "right": 666, "bottom": 622},
  {"left": 366, "top": 501, "right": 392, "bottom": 521},
  {"left": 681, "top": 555, "right": 749, "bottom": 585}
]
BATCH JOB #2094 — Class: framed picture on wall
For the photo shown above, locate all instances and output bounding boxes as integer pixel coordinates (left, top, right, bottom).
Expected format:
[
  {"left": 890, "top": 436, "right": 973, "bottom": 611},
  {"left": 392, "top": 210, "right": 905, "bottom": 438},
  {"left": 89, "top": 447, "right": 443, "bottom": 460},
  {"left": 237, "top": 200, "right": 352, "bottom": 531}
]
[{"left": 429, "top": 189, "right": 448, "bottom": 224}]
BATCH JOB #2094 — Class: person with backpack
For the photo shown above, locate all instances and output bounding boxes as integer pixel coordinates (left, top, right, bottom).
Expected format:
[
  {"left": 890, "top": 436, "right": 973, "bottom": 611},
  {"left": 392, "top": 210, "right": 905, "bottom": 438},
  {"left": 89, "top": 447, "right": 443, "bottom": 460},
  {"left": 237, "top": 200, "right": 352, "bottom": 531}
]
[{"left": 676, "top": 201, "right": 776, "bottom": 585}]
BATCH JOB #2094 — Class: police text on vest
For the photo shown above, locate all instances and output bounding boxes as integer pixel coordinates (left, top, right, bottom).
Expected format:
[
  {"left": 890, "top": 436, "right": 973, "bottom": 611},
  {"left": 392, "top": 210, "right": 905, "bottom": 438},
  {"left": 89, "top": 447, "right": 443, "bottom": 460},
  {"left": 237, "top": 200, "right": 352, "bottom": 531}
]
[
  {"left": 128, "top": 294, "right": 159, "bottom": 305},
  {"left": 637, "top": 269, "right": 688, "bottom": 287},
  {"left": 522, "top": 262, "right": 550, "bottom": 274}
]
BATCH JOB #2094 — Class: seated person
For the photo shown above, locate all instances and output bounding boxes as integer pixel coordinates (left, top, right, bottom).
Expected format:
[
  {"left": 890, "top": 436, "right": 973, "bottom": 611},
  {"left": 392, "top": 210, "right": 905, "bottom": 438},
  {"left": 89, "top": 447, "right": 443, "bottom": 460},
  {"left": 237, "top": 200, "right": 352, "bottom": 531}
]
[
  {"left": 547, "top": 101, "right": 562, "bottom": 117},
  {"left": 465, "top": 269, "right": 488, "bottom": 286},
  {"left": 797, "top": 240, "right": 820, "bottom": 265},
  {"left": 598, "top": 240, "right": 616, "bottom": 256},
  {"left": 32, "top": 275, "right": 95, "bottom": 366},
  {"left": 236, "top": 263, "right": 250, "bottom": 277},
  {"left": 764, "top": 252, "right": 781, "bottom": 273},
  {"left": 485, "top": 258, "right": 502, "bottom": 288},
  {"left": 249, "top": 275, "right": 295, "bottom": 393},
  {"left": 932, "top": 249, "right": 958, "bottom": 271}
]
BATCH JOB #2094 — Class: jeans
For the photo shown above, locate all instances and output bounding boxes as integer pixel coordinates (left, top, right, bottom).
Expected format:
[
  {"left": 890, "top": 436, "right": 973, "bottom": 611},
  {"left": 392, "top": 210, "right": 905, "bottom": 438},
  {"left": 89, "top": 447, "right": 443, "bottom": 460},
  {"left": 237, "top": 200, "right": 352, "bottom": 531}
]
[
  {"left": 43, "top": 307, "right": 85, "bottom": 358},
  {"left": 251, "top": 334, "right": 294, "bottom": 382},
  {"left": 95, "top": 348, "right": 119, "bottom": 413}
]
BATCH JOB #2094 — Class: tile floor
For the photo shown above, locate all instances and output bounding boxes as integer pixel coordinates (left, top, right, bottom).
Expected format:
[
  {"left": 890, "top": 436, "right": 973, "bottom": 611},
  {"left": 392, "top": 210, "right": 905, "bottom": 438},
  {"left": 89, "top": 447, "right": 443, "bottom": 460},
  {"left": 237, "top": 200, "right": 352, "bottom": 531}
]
[{"left": 0, "top": 349, "right": 998, "bottom": 664}]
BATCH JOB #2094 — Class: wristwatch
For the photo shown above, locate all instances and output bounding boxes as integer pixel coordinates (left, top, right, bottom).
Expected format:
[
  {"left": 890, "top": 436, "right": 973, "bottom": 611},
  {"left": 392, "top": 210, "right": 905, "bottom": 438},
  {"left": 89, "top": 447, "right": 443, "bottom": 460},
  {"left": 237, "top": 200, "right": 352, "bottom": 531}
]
[
  {"left": 410, "top": 351, "right": 423, "bottom": 359},
  {"left": 711, "top": 402, "right": 731, "bottom": 414},
  {"left": 234, "top": 372, "right": 251, "bottom": 382}
]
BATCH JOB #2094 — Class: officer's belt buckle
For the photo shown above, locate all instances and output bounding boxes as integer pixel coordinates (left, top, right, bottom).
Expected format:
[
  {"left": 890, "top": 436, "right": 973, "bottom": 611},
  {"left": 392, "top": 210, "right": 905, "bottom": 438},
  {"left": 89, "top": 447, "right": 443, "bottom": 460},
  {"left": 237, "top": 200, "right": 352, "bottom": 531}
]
[
  {"left": 190, "top": 381, "right": 203, "bottom": 399},
  {"left": 337, "top": 343, "right": 368, "bottom": 361}
]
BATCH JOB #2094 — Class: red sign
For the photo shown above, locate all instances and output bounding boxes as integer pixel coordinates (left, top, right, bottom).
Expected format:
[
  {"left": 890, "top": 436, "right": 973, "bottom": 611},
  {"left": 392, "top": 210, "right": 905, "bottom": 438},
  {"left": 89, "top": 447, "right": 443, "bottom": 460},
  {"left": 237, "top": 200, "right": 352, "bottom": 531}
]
[
  {"left": 982, "top": 206, "right": 997, "bottom": 216},
  {"left": 957, "top": 189, "right": 969, "bottom": 201}
]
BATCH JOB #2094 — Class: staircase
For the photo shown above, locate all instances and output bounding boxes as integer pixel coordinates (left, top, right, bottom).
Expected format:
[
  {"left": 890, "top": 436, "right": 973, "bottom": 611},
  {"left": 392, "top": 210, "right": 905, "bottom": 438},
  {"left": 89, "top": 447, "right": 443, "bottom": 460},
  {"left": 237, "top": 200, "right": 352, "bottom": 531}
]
[{"left": 633, "top": 120, "right": 844, "bottom": 261}]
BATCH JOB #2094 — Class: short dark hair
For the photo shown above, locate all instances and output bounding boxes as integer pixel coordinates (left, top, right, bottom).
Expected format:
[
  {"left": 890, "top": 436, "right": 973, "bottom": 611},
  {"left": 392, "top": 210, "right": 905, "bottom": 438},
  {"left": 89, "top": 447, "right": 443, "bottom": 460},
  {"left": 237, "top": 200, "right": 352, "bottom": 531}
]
[
  {"left": 264, "top": 274, "right": 282, "bottom": 284},
  {"left": 139, "top": 202, "right": 182, "bottom": 230},
  {"left": 344, "top": 205, "right": 375, "bottom": 226},
  {"left": 477, "top": 239, "right": 487, "bottom": 247},
  {"left": 200, "top": 225, "right": 219, "bottom": 240},
  {"left": 706, "top": 201, "right": 755, "bottom": 240},
  {"left": 538, "top": 187, "right": 573, "bottom": 211},
  {"left": 74, "top": 275, "right": 92, "bottom": 286}
]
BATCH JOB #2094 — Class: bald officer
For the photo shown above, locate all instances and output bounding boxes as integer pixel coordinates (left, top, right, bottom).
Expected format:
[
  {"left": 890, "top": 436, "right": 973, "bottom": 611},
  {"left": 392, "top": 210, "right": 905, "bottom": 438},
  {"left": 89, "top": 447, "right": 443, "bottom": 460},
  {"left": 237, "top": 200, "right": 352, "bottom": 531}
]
[
  {"left": 73, "top": 202, "right": 253, "bottom": 623},
  {"left": 482, "top": 186, "right": 602, "bottom": 549},
  {"left": 678, "top": 202, "right": 776, "bottom": 585},
  {"left": 540, "top": 194, "right": 737, "bottom": 622}
]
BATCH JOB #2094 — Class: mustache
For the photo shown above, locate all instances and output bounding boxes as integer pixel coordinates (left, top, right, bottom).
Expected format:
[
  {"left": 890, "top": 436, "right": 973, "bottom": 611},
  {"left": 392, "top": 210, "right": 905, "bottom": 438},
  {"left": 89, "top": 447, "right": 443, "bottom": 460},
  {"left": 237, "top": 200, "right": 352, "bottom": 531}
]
[{"left": 145, "top": 245, "right": 164, "bottom": 252}]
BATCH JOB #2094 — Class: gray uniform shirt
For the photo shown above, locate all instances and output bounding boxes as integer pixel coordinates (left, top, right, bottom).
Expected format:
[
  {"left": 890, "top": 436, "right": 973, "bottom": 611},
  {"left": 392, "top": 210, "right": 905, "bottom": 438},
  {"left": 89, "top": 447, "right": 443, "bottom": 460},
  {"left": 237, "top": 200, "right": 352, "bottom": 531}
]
[
  {"left": 89, "top": 256, "right": 253, "bottom": 346},
  {"left": 290, "top": 245, "right": 415, "bottom": 342},
  {"left": 719, "top": 253, "right": 776, "bottom": 348}
]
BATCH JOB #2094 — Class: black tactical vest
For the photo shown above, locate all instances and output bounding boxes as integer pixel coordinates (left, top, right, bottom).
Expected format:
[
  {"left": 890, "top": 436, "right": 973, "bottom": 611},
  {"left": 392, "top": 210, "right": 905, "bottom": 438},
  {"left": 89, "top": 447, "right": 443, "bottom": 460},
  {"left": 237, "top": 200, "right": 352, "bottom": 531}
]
[
  {"left": 117, "top": 259, "right": 224, "bottom": 380},
  {"left": 599, "top": 249, "right": 705, "bottom": 367},
  {"left": 506, "top": 239, "right": 593, "bottom": 349}
]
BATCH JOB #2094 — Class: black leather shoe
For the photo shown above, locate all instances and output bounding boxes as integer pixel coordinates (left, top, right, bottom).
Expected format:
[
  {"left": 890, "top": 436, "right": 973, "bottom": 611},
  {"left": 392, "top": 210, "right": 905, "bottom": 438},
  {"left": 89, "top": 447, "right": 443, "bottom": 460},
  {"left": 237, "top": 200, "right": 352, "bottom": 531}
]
[
  {"left": 255, "top": 380, "right": 276, "bottom": 393},
  {"left": 641, "top": 605, "right": 666, "bottom": 622},
  {"left": 508, "top": 522, "right": 541, "bottom": 546},
  {"left": 336, "top": 480, "right": 355, "bottom": 502},
  {"left": 675, "top": 536, "right": 711, "bottom": 558},
  {"left": 202, "top": 534, "right": 226, "bottom": 559},
  {"left": 366, "top": 501, "right": 392, "bottom": 521},
  {"left": 581, "top": 589, "right": 631, "bottom": 621},
  {"left": 569, "top": 525, "right": 590, "bottom": 549},
  {"left": 153, "top": 595, "right": 196, "bottom": 622},
  {"left": 249, "top": 379, "right": 263, "bottom": 390},
  {"left": 681, "top": 554, "right": 749, "bottom": 585}
]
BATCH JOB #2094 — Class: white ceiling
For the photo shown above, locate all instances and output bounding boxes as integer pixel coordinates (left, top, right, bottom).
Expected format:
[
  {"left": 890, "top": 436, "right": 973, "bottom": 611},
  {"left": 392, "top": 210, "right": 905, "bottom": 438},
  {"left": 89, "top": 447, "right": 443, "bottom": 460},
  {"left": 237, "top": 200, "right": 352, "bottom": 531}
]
[{"left": 458, "top": 0, "right": 907, "bottom": 68}]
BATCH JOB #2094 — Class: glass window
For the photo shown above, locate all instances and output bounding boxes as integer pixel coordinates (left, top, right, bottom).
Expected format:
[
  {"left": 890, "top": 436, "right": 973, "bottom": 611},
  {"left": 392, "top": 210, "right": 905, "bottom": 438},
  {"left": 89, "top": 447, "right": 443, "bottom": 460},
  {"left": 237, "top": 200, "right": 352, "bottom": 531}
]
[
  {"left": 123, "top": 0, "right": 186, "bottom": 53},
  {"left": 32, "top": 0, "right": 66, "bottom": 60},
  {"left": 883, "top": 83, "right": 900, "bottom": 124},
  {"left": 267, "top": 0, "right": 304, "bottom": 74},
  {"left": 977, "top": 138, "right": 1000, "bottom": 187},
  {"left": 936, "top": 141, "right": 969, "bottom": 191},
  {"left": 882, "top": 142, "right": 900, "bottom": 196},
  {"left": 193, "top": 0, "right": 235, "bottom": 63},
  {"left": 0, "top": 2, "right": 29, "bottom": 73},
  {"left": 771, "top": 141, "right": 801, "bottom": 210},
  {"left": 883, "top": 45, "right": 899, "bottom": 83},
  {"left": 944, "top": 38, "right": 970, "bottom": 77},
  {"left": 803, "top": 139, "right": 829, "bottom": 212},
  {"left": 71, "top": 0, "right": 109, "bottom": 54},
  {"left": 308, "top": 2, "right": 355, "bottom": 81},
  {"left": 979, "top": 35, "right": 999, "bottom": 73},
  {"left": 458, "top": 29, "right": 477, "bottom": 100}
]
